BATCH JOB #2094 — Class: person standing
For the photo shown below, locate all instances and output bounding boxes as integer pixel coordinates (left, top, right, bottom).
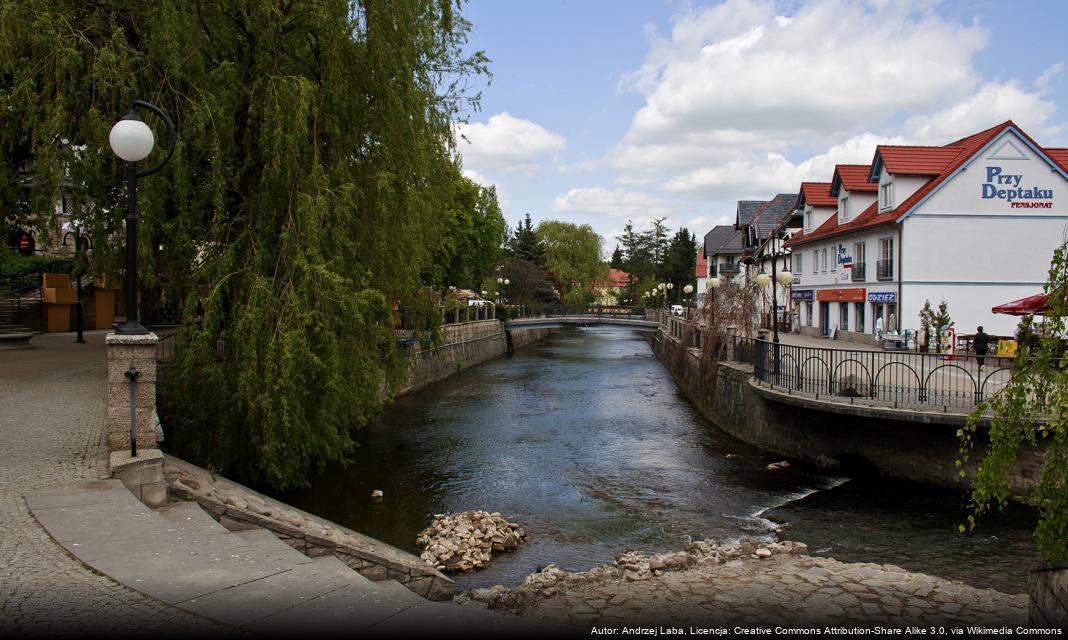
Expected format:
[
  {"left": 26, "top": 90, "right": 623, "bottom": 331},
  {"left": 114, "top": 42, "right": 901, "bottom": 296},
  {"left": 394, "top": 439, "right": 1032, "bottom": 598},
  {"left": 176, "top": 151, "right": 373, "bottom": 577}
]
[{"left": 974, "top": 325, "right": 990, "bottom": 369}]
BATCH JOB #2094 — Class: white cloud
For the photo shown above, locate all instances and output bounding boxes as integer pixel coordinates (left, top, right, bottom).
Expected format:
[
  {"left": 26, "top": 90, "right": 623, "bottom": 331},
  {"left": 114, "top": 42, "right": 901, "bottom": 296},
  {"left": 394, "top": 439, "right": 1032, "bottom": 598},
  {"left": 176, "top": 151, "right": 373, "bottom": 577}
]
[
  {"left": 625, "top": 1, "right": 982, "bottom": 135},
  {"left": 456, "top": 112, "right": 565, "bottom": 172},
  {"left": 663, "top": 131, "right": 904, "bottom": 198},
  {"left": 611, "top": 0, "right": 988, "bottom": 179},
  {"left": 903, "top": 80, "right": 1063, "bottom": 143},
  {"left": 551, "top": 187, "right": 682, "bottom": 218}
]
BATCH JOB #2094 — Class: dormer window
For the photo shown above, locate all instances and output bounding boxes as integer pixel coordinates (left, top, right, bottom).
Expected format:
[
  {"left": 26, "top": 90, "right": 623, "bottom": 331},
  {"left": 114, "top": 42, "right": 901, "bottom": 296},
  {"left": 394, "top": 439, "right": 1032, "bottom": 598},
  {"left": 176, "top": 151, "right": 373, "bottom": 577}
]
[
  {"left": 839, "top": 195, "right": 850, "bottom": 222},
  {"left": 880, "top": 181, "right": 894, "bottom": 211},
  {"left": 804, "top": 210, "right": 811, "bottom": 232}
]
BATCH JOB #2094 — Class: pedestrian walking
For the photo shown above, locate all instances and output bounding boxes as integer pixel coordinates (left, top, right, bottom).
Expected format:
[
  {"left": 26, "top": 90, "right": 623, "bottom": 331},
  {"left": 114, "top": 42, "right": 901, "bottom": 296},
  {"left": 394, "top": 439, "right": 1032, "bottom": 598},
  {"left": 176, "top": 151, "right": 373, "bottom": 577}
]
[{"left": 974, "top": 325, "right": 990, "bottom": 369}]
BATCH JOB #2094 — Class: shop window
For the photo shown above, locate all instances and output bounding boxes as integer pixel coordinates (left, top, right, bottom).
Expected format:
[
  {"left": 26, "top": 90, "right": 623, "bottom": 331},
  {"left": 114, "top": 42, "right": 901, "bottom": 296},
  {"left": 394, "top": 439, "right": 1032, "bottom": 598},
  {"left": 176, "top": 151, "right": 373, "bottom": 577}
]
[
  {"left": 839, "top": 302, "right": 849, "bottom": 331},
  {"left": 805, "top": 301, "right": 813, "bottom": 326},
  {"left": 855, "top": 302, "right": 865, "bottom": 333}
]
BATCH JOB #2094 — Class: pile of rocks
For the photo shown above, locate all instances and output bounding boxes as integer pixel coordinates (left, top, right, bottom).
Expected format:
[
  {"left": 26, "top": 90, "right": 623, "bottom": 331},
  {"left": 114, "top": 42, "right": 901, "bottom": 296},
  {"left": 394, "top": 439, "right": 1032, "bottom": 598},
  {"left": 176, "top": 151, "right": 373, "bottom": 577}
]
[{"left": 417, "top": 511, "right": 526, "bottom": 573}]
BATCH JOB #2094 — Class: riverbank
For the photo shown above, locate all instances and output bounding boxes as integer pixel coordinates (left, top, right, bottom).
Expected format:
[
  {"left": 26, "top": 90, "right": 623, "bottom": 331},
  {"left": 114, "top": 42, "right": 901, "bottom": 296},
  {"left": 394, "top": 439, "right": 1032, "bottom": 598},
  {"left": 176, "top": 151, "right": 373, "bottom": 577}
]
[{"left": 460, "top": 539, "right": 1027, "bottom": 627}]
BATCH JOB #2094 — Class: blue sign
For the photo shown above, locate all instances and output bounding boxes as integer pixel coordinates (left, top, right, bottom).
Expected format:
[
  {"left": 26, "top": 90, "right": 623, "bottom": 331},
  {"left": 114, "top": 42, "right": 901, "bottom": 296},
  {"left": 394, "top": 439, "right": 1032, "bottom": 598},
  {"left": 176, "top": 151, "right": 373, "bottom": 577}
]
[
  {"left": 981, "top": 166, "right": 1053, "bottom": 205},
  {"left": 868, "top": 291, "right": 896, "bottom": 303},
  {"left": 792, "top": 290, "right": 814, "bottom": 301}
]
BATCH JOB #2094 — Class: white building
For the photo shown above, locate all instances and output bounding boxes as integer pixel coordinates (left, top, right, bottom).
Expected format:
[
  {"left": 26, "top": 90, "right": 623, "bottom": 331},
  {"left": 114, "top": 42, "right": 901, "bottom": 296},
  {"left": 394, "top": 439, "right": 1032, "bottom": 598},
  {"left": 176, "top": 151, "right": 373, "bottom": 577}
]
[{"left": 786, "top": 121, "right": 1068, "bottom": 343}]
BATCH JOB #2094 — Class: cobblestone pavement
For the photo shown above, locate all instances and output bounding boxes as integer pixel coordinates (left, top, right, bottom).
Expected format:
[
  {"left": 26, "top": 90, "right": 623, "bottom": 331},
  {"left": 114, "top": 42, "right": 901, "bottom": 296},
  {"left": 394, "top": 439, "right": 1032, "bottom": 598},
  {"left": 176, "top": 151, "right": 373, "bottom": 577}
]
[
  {"left": 0, "top": 331, "right": 229, "bottom": 637},
  {"left": 464, "top": 541, "right": 1028, "bottom": 628}
]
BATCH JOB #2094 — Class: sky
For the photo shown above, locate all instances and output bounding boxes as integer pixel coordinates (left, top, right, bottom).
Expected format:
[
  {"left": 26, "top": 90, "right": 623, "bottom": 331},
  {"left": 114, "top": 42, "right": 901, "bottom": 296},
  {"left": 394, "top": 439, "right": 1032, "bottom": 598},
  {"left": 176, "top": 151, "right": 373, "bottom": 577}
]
[{"left": 453, "top": 0, "right": 1068, "bottom": 255}]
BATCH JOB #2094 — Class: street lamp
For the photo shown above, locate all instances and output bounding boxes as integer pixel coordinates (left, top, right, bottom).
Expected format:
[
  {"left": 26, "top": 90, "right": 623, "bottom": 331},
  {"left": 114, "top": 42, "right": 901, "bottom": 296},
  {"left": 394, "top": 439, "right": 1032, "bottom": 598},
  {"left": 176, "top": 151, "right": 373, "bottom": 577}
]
[
  {"left": 109, "top": 90, "right": 176, "bottom": 335},
  {"left": 61, "top": 225, "right": 89, "bottom": 343}
]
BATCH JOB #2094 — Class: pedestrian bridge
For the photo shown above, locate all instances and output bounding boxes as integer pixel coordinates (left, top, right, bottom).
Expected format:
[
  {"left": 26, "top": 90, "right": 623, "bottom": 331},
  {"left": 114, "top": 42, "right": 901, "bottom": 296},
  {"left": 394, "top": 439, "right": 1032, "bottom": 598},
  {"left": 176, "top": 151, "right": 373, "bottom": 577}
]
[{"left": 504, "top": 314, "right": 658, "bottom": 331}]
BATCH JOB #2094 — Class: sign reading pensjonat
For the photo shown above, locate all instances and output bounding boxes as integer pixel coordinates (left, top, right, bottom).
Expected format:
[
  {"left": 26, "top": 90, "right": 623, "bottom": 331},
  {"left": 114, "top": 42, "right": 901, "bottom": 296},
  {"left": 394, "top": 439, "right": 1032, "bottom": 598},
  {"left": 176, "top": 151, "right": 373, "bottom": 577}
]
[{"left": 982, "top": 166, "right": 1054, "bottom": 208}]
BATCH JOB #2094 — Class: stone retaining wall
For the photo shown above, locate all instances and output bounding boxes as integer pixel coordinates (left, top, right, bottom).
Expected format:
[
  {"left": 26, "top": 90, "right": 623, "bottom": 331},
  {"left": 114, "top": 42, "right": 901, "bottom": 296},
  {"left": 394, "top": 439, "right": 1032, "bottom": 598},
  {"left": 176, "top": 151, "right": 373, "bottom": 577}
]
[
  {"left": 398, "top": 320, "right": 552, "bottom": 395},
  {"left": 164, "top": 455, "right": 455, "bottom": 601},
  {"left": 650, "top": 328, "right": 1043, "bottom": 495}
]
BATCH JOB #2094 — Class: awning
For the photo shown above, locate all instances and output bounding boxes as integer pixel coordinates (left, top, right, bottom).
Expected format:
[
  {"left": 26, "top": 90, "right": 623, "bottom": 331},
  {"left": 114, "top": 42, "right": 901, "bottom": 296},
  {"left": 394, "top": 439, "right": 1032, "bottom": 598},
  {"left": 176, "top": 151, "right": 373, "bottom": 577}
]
[{"left": 992, "top": 293, "right": 1049, "bottom": 316}]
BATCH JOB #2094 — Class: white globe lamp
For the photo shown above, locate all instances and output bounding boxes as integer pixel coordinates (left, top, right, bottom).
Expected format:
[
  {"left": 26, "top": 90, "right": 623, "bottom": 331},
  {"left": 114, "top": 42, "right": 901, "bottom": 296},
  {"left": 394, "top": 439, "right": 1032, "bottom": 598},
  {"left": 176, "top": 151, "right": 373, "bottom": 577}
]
[{"left": 109, "top": 119, "right": 155, "bottom": 162}]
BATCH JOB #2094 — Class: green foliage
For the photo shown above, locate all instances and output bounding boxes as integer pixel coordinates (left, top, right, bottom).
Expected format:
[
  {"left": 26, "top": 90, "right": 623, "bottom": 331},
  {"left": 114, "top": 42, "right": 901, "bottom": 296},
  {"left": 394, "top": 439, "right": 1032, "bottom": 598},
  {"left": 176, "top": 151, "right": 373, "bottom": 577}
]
[
  {"left": 505, "top": 213, "right": 546, "bottom": 267},
  {"left": 0, "top": 254, "right": 72, "bottom": 280},
  {"left": 663, "top": 228, "right": 698, "bottom": 300},
  {"left": 960, "top": 243, "right": 1068, "bottom": 562},
  {"left": 536, "top": 219, "right": 606, "bottom": 305},
  {"left": 499, "top": 256, "right": 557, "bottom": 310},
  {"left": 920, "top": 298, "right": 953, "bottom": 351},
  {"left": 2, "top": 0, "right": 490, "bottom": 489}
]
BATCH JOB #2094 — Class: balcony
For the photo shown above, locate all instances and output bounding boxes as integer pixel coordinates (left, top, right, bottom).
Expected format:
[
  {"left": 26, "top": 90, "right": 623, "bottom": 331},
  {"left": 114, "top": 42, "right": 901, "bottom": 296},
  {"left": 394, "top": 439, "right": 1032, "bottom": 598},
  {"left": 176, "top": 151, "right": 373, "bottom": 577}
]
[
  {"left": 851, "top": 263, "right": 866, "bottom": 281},
  {"left": 719, "top": 262, "right": 741, "bottom": 274},
  {"left": 876, "top": 259, "right": 894, "bottom": 280}
]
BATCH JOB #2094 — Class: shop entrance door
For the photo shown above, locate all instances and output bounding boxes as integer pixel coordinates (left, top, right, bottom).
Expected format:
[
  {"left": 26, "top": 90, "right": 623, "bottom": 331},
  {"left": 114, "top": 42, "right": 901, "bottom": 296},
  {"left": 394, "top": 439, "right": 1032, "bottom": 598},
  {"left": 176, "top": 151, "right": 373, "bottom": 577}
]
[{"left": 820, "top": 302, "right": 830, "bottom": 337}]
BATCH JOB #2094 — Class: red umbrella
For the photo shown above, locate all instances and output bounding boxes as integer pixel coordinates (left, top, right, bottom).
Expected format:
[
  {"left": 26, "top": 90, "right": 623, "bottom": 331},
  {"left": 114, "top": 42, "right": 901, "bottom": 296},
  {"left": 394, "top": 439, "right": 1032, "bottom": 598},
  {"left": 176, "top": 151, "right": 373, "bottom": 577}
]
[{"left": 992, "top": 293, "right": 1050, "bottom": 316}]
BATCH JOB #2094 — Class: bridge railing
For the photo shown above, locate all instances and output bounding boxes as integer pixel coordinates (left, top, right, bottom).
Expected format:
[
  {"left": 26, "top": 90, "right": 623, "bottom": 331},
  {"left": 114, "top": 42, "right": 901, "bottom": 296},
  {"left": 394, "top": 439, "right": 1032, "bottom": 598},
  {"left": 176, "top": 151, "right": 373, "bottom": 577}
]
[{"left": 749, "top": 339, "right": 1025, "bottom": 411}]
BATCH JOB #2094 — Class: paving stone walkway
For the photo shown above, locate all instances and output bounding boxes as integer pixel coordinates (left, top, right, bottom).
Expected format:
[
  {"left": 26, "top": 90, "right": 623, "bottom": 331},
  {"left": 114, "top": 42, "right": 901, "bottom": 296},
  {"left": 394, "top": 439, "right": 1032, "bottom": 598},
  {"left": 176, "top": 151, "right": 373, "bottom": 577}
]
[
  {"left": 0, "top": 331, "right": 229, "bottom": 637},
  {"left": 464, "top": 540, "right": 1029, "bottom": 628}
]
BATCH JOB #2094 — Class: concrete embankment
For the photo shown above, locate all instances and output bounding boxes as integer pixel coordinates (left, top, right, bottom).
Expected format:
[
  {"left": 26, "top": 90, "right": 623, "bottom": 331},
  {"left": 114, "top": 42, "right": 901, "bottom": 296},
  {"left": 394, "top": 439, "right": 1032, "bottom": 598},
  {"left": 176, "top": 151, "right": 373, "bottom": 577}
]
[
  {"left": 398, "top": 319, "right": 552, "bottom": 395},
  {"left": 650, "top": 326, "right": 1044, "bottom": 495}
]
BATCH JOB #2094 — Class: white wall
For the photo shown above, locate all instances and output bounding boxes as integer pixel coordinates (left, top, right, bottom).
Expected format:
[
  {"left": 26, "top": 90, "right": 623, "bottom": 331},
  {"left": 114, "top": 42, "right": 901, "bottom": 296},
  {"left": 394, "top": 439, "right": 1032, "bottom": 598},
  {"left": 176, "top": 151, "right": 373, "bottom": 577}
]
[
  {"left": 901, "top": 129, "right": 1068, "bottom": 336},
  {"left": 805, "top": 204, "right": 836, "bottom": 233},
  {"left": 878, "top": 170, "right": 927, "bottom": 213}
]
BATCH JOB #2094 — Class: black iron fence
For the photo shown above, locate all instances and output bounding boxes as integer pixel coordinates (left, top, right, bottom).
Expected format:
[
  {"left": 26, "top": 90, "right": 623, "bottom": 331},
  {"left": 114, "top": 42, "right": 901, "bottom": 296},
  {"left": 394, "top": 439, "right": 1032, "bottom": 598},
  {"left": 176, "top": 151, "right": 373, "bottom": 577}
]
[{"left": 751, "top": 339, "right": 1017, "bottom": 410}]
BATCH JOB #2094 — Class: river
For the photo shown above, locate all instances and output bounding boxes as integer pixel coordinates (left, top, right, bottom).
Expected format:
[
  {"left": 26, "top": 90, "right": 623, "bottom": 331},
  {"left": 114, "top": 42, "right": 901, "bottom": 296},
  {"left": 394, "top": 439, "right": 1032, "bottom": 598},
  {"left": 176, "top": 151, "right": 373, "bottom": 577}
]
[{"left": 275, "top": 327, "right": 1037, "bottom": 594}]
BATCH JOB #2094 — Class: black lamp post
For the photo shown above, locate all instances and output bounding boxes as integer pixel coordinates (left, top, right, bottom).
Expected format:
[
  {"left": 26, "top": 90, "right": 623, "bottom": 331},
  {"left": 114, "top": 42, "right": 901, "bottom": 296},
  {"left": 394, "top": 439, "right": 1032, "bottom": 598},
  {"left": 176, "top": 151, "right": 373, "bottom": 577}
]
[
  {"left": 109, "top": 90, "right": 176, "bottom": 335},
  {"left": 61, "top": 225, "right": 89, "bottom": 343}
]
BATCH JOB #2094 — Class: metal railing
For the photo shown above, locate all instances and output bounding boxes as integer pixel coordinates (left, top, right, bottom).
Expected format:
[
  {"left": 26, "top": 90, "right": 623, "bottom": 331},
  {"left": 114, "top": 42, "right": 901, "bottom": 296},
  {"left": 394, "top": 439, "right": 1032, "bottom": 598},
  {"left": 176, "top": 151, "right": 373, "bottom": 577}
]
[
  {"left": 719, "top": 262, "right": 741, "bottom": 274},
  {"left": 876, "top": 259, "right": 893, "bottom": 280},
  {"left": 851, "top": 263, "right": 866, "bottom": 281},
  {"left": 751, "top": 339, "right": 1018, "bottom": 410}
]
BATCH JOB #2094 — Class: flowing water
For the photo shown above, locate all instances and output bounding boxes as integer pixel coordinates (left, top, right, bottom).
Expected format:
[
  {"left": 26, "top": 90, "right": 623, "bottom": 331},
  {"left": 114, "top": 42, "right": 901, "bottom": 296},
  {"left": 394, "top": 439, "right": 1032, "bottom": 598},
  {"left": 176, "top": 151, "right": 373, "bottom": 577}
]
[{"left": 275, "top": 327, "right": 1037, "bottom": 594}]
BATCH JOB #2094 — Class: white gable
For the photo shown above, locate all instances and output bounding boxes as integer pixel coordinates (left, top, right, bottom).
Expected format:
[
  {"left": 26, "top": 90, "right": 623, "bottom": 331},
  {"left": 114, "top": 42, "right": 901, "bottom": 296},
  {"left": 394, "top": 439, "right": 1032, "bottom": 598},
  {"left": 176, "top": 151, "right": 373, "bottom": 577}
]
[{"left": 915, "top": 129, "right": 1068, "bottom": 216}]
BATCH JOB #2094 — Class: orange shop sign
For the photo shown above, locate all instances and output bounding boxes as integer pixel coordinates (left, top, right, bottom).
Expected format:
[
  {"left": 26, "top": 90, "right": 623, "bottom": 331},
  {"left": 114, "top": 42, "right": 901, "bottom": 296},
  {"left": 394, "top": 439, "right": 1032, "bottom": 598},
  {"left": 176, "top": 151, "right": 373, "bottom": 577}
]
[{"left": 816, "top": 288, "right": 866, "bottom": 302}]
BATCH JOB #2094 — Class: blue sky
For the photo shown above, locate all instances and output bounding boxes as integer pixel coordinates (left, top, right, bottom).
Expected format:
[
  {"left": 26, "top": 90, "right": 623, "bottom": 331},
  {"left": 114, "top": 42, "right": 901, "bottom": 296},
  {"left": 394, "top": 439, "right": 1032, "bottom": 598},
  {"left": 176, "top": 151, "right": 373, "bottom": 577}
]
[{"left": 454, "top": 0, "right": 1068, "bottom": 254}]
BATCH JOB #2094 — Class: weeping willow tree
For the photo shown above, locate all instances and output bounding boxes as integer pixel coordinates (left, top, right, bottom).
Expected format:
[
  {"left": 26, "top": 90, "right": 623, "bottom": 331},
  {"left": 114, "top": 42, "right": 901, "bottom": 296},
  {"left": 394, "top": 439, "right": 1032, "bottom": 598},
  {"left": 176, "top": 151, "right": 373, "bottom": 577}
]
[
  {"left": 960, "top": 243, "right": 1068, "bottom": 563},
  {"left": 1, "top": 0, "right": 495, "bottom": 488}
]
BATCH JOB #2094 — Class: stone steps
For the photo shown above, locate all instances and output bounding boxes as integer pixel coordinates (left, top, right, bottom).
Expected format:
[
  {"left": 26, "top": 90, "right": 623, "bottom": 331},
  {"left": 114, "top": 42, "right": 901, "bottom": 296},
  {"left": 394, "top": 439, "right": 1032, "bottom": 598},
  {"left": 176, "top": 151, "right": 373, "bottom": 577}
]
[{"left": 26, "top": 479, "right": 569, "bottom": 635}]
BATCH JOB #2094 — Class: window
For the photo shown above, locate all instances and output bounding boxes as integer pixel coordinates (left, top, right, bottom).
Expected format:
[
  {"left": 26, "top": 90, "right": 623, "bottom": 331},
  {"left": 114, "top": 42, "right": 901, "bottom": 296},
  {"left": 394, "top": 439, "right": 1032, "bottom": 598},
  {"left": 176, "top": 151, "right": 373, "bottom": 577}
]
[
  {"left": 878, "top": 238, "right": 894, "bottom": 280},
  {"left": 840, "top": 195, "right": 850, "bottom": 221},
  {"left": 852, "top": 241, "right": 865, "bottom": 281},
  {"left": 880, "top": 182, "right": 894, "bottom": 210},
  {"left": 805, "top": 301, "right": 813, "bottom": 326},
  {"left": 839, "top": 302, "right": 849, "bottom": 331},
  {"left": 812, "top": 250, "right": 818, "bottom": 274},
  {"left": 831, "top": 246, "right": 837, "bottom": 272},
  {"left": 795, "top": 253, "right": 802, "bottom": 275},
  {"left": 855, "top": 302, "right": 865, "bottom": 333},
  {"left": 821, "top": 248, "right": 827, "bottom": 272},
  {"left": 804, "top": 211, "right": 811, "bottom": 231}
]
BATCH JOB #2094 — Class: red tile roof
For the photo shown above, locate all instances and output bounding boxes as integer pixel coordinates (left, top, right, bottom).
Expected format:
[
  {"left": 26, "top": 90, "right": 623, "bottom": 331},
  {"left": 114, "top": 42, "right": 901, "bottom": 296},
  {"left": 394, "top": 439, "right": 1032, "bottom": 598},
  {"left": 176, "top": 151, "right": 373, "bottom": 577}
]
[
  {"left": 832, "top": 164, "right": 878, "bottom": 194},
  {"left": 788, "top": 121, "right": 1043, "bottom": 248},
  {"left": 606, "top": 268, "right": 629, "bottom": 287},
  {"left": 1048, "top": 148, "right": 1068, "bottom": 172},
  {"left": 800, "top": 182, "right": 836, "bottom": 207},
  {"left": 695, "top": 250, "right": 708, "bottom": 278},
  {"left": 870, "top": 146, "right": 961, "bottom": 177}
]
